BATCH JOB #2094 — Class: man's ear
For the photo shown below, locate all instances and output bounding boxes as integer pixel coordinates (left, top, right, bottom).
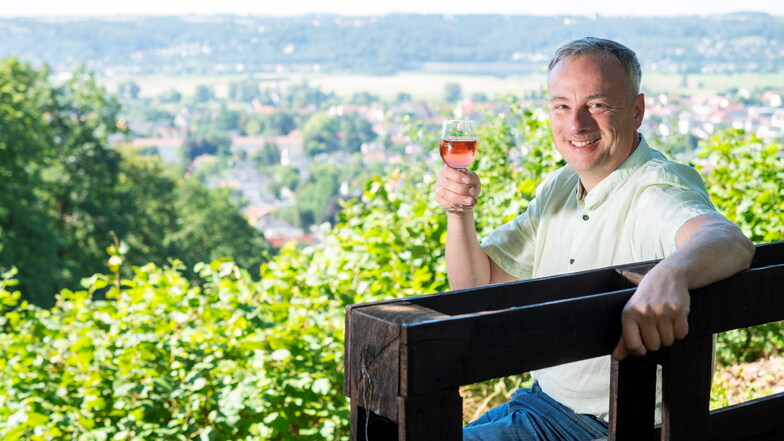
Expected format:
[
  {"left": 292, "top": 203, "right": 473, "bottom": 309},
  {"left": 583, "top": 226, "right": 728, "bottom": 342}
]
[{"left": 633, "top": 93, "right": 645, "bottom": 128}]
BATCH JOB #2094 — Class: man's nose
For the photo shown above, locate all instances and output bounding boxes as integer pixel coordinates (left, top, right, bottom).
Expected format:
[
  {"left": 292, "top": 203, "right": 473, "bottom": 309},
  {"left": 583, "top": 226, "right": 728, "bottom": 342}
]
[{"left": 569, "top": 106, "right": 594, "bottom": 132}]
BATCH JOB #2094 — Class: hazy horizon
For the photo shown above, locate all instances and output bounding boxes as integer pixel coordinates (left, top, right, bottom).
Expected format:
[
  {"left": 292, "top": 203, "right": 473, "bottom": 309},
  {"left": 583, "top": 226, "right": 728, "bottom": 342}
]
[{"left": 4, "top": 0, "right": 784, "bottom": 18}]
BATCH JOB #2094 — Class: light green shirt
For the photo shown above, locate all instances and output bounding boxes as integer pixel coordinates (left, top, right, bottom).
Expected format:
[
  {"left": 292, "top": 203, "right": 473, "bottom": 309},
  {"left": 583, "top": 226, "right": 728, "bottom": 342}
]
[{"left": 482, "top": 136, "right": 717, "bottom": 419}]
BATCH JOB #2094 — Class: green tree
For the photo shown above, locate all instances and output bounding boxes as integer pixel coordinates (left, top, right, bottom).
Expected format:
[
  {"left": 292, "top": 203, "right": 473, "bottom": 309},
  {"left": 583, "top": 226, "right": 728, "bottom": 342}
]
[
  {"left": 444, "top": 82, "right": 463, "bottom": 103},
  {"left": 349, "top": 91, "right": 378, "bottom": 105},
  {"left": 117, "top": 80, "right": 140, "bottom": 100},
  {"left": 266, "top": 111, "right": 297, "bottom": 136},
  {"left": 0, "top": 59, "right": 269, "bottom": 306},
  {"left": 295, "top": 164, "right": 340, "bottom": 226},
  {"left": 395, "top": 91, "right": 412, "bottom": 103},
  {"left": 169, "top": 179, "right": 269, "bottom": 276},
  {"left": 252, "top": 142, "right": 282, "bottom": 167},
  {"left": 229, "top": 78, "right": 260, "bottom": 102},
  {"left": 158, "top": 88, "right": 182, "bottom": 104},
  {"left": 302, "top": 113, "right": 338, "bottom": 157},
  {"left": 0, "top": 58, "right": 62, "bottom": 306},
  {"left": 194, "top": 85, "right": 215, "bottom": 103},
  {"left": 0, "top": 60, "right": 127, "bottom": 306},
  {"left": 338, "top": 113, "right": 375, "bottom": 153}
]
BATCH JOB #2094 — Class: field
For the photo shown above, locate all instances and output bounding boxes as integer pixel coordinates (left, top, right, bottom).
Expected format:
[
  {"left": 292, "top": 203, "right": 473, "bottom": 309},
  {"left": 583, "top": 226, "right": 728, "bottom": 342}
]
[{"left": 99, "top": 70, "right": 784, "bottom": 103}]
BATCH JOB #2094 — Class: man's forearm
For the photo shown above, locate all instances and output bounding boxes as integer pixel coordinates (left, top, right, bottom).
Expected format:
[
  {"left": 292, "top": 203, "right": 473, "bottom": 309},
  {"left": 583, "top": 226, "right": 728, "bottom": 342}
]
[
  {"left": 665, "top": 214, "right": 755, "bottom": 290},
  {"left": 445, "top": 212, "right": 493, "bottom": 290}
]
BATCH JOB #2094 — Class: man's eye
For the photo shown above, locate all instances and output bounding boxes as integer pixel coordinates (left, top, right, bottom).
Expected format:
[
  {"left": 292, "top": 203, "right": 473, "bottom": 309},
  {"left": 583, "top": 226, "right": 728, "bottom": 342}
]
[{"left": 588, "top": 103, "right": 608, "bottom": 112}]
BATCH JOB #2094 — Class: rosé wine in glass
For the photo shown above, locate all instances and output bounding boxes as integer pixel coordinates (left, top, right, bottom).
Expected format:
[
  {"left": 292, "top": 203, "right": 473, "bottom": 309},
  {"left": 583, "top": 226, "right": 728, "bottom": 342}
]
[
  {"left": 440, "top": 138, "right": 477, "bottom": 170},
  {"left": 440, "top": 120, "right": 477, "bottom": 212}
]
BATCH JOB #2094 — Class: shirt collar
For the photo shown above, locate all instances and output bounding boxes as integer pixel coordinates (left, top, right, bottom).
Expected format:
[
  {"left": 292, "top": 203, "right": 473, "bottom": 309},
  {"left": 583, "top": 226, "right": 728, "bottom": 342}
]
[{"left": 579, "top": 133, "right": 652, "bottom": 209}]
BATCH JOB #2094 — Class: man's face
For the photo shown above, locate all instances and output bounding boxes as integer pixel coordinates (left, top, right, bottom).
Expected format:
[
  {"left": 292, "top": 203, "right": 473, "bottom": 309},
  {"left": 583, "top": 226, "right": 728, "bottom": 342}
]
[{"left": 547, "top": 54, "right": 645, "bottom": 191}]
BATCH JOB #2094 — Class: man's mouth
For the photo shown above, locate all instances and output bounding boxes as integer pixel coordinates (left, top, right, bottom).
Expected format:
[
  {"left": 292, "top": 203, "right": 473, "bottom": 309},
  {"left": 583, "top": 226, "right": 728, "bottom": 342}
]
[{"left": 570, "top": 138, "right": 600, "bottom": 148}]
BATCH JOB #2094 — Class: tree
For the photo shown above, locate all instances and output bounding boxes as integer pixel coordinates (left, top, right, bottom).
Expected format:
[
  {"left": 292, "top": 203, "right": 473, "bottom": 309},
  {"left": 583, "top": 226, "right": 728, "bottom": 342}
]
[
  {"left": 183, "top": 137, "right": 219, "bottom": 160},
  {"left": 338, "top": 113, "right": 376, "bottom": 153},
  {"left": 228, "top": 78, "right": 260, "bottom": 102},
  {"left": 0, "top": 58, "right": 62, "bottom": 306},
  {"left": 395, "top": 91, "right": 413, "bottom": 103},
  {"left": 158, "top": 88, "right": 182, "bottom": 104},
  {"left": 117, "top": 81, "right": 141, "bottom": 100},
  {"left": 349, "top": 91, "right": 378, "bottom": 105},
  {"left": 302, "top": 113, "right": 338, "bottom": 157},
  {"left": 169, "top": 179, "right": 269, "bottom": 275},
  {"left": 266, "top": 111, "right": 297, "bottom": 135},
  {"left": 212, "top": 106, "right": 242, "bottom": 133},
  {"left": 444, "top": 82, "right": 462, "bottom": 102},
  {"left": 194, "top": 84, "right": 215, "bottom": 103},
  {"left": 252, "top": 142, "right": 281, "bottom": 167},
  {"left": 295, "top": 163, "right": 340, "bottom": 226},
  {"left": 0, "top": 59, "right": 270, "bottom": 306},
  {"left": 0, "top": 60, "right": 127, "bottom": 306}
]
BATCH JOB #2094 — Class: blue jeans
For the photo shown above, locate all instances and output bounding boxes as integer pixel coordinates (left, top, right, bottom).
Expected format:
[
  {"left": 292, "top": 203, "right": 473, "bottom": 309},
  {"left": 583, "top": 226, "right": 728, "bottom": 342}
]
[{"left": 464, "top": 383, "right": 608, "bottom": 441}]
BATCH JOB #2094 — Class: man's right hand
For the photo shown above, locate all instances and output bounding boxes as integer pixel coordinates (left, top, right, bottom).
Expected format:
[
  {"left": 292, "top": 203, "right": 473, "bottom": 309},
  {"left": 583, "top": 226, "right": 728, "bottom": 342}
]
[{"left": 434, "top": 165, "right": 481, "bottom": 211}]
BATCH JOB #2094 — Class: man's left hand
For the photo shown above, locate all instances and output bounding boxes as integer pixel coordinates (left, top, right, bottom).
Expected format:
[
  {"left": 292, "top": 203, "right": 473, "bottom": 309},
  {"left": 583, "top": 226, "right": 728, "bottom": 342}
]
[{"left": 612, "top": 263, "right": 690, "bottom": 360}]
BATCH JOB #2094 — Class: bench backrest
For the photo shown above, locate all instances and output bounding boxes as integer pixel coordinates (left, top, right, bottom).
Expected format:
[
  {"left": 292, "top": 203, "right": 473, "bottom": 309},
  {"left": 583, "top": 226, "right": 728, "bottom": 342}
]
[{"left": 344, "top": 241, "right": 784, "bottom": 441}]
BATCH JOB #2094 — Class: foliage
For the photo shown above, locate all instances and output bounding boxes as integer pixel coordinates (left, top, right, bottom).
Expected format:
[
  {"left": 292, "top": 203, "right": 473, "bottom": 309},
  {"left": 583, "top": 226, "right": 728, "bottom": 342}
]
[
  {"left": 168, "top": 180, "right": 269, "bottom": 277},
  {"left": 693, "top": 129, "right": 783, "bottom": 244},
  {"left": 0, "top": 58, "right": 124, "bottom": 306},
  {"left": 0, "top": 59, "right": 271, "bottom": 306},
  {"left": 0, "top": 259, "right": 347, "bottom": 440},
  {"left": 301, "top": 114, "right": 337, "bottom": 157},
  {"left": 692, "top": 129, "right": 784, "bottom": 366},
  {"left": 294, "top": 164, "right": 340, "bottom": 226}
]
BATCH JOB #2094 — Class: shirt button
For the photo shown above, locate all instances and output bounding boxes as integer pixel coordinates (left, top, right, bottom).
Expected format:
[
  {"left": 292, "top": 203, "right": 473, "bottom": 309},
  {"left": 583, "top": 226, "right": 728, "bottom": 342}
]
[
  {"left": 569, "top": 258, "right": 575, "bottom": 264},
  {"left": 582, "top": 214, "right": 589, "bottom": 221}
]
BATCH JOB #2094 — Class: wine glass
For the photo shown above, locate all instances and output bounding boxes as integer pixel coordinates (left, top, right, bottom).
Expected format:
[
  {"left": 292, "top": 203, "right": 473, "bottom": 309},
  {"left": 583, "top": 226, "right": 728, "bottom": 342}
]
[{"left": 439, "top": 119, "right": 477, "bottom": 212}]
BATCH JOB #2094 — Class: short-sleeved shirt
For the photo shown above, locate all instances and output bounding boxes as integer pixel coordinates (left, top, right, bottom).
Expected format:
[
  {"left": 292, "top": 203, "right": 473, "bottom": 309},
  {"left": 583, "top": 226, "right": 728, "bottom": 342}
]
[{"left": 481, "top": 135, "right": 717, "bottom": 420}]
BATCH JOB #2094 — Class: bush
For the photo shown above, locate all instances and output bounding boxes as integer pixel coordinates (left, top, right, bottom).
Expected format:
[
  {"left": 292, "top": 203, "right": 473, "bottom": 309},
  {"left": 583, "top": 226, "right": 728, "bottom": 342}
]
[{"left": 0, "top": 260, "right": 347, "bottom": 440}]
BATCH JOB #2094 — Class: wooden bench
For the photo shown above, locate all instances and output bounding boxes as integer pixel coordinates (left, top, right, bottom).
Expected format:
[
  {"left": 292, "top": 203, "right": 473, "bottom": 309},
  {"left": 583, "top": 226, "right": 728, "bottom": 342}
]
[{"left": 344, "top": 241, "right": 784, "bottom": 440}]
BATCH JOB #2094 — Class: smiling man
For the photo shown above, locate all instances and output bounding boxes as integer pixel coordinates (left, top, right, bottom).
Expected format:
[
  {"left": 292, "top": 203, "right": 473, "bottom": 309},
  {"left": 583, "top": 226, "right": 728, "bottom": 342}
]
[{"left": 434, "top": 37, "right": 755, "bottom": 441}]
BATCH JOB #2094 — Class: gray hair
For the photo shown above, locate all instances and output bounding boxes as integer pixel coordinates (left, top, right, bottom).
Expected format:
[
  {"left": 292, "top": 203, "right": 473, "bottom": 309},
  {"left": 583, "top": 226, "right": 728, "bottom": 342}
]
[{"left": 548, "top": 37, "right": 642, "bottom": 95}]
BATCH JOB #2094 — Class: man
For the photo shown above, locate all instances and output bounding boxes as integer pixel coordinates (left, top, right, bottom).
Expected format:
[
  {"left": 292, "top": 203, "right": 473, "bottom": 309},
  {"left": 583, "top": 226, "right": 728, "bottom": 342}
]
[{"left": 434, "top": 37, "right": 755, "bottom": 441}]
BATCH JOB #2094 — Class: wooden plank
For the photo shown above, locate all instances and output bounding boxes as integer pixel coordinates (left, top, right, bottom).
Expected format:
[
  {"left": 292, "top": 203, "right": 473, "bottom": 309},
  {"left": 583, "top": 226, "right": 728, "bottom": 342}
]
[
  {"left": 688, "top": 264, "right": 784, "bottom": 337},
  {"left": 660, "top": 336, "right": 714, "bottom": 441},
  {"left": 709, "top": 393, "right": 784, "bottom": 441},
  {"left": 398, "top": 389, "right": 462, "bottom": 441},
  {"left": 614, "top": 262, "right": 657, "bottom": 286},
  {"left": 608, "top": 357, "right": 657, "bottom": 441},
  {"left": 348, "top": 308, "right": 400, "bottom": 422},
  {"left": 396, "top": 264, "right": 784, "bottom": 396},
  {"left": 749, "top": 240, "right": 784, "bottom": 268},
  {"left": 351, "top": 400, "right": 398, "bottom": 441},
  {"left": 347, "top": 302, "right": 450, "bottom": 420},
  {"left": 410, "top": 267, "right": 628, "bottom": 316},
  {"left": 401, "top": 288, "right": 634, "bottom": 395},
  {"left": 345, "top": 304, "right": 356, "bottom": 397}
]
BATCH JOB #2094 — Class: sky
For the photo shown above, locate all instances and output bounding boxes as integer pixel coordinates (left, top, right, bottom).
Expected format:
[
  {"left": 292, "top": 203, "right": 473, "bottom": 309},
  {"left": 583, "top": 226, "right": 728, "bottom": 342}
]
[{"left": 3, "top": 0, "right": 784, "bottom": 17}]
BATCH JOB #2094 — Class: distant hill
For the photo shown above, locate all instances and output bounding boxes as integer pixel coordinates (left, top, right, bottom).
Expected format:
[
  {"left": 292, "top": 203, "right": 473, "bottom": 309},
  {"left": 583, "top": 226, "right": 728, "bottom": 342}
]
[{"left": 1, "top": 13, "right": 783, "bottom": 76}]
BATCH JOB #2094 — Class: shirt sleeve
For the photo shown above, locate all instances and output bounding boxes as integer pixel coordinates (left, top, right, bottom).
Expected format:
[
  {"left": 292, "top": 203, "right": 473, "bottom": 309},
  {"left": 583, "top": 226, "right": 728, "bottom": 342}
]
[
  {"left": 480, "top": 198, "right": 539, "bottom": 280},
  {"left": 637, "top": 183, "right": 719, "bottom": 256}
]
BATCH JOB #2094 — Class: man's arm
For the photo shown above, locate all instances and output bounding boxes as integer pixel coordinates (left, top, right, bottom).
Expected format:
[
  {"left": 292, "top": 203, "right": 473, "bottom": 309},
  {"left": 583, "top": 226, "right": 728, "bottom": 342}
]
[
  {"left": 612, "top": 213, "right": 755, "bottom": 360},
  {"left": 435, "top": 166, "right": 518, "bottom": 289}
]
